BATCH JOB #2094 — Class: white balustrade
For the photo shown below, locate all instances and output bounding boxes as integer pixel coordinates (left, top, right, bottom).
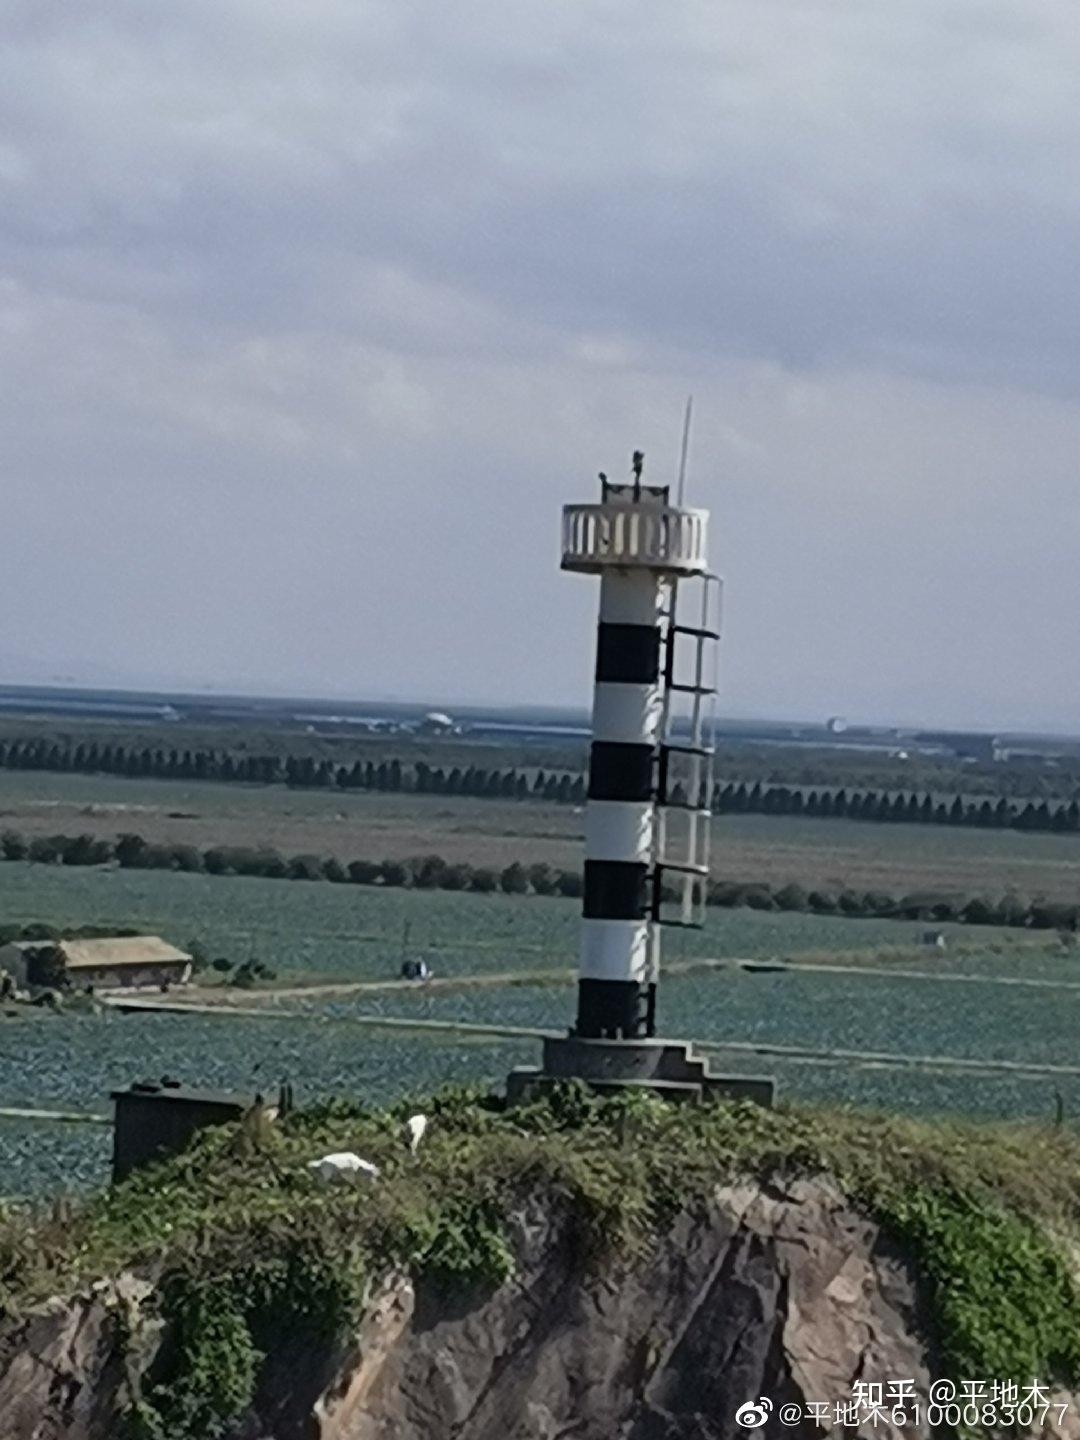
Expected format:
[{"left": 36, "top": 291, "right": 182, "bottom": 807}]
[{"left": 561, "top": 503, "right": 709, "bottom": 575}]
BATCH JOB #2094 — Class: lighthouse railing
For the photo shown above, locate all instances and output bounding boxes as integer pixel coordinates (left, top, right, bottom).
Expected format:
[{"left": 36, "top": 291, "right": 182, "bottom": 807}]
[{"left": 561, "top": 503, "right": 709, "bottom": 573}]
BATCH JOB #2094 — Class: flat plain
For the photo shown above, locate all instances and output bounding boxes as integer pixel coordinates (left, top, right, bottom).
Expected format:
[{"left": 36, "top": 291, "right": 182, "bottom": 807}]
[
  {"left": 2, "top": 765, "right": 1079, "bottom": 1197},
  {"left": 1, "top": 769, "right": 1079, "bottom": 899}
]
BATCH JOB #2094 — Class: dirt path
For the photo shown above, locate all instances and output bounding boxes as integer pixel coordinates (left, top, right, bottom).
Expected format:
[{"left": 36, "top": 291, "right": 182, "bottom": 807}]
[{"left": 176, "top": 946, "right": 1080, "bottom": 1008}]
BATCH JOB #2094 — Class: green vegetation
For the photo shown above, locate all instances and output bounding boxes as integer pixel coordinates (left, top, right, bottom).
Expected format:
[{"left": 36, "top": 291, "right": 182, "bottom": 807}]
[
  {"left": 3, "top": 825, "right": 1077, "bottom": 930},
  {"left": 5, "top": 734, "right": 1080, "bottom": 834},
  {"left": 713, "top": 779, "right": 1080, "bottom": 835},
  {"left": 3, "top": 1087, "right": 1080, "bottom": 1438}
]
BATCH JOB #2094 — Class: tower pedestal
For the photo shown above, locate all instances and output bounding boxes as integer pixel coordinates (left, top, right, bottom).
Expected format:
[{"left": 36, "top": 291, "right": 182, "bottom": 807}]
[{"left": 506, "top": 1034, "right": 774, "bottom": 1107}]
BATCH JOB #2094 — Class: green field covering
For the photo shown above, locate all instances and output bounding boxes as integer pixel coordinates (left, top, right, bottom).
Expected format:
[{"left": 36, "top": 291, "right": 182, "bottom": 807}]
[
  {"left": 0, "top": 861, "right": 1013, "bottom": 979},
  {"left": 1, "top": 862, "right": 1076, "bottom": 1197}
]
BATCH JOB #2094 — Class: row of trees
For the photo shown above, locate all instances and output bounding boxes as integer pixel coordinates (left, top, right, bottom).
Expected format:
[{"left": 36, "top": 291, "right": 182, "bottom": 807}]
[
  {"left": 1, "top": 827, "right": 1076, "bottom": 931},
  {"left": 707, "top": 879, "right": 1079, "bottom": 930},
  {"left": 0, "top": 829, "right": 586, "bottom": 897},
  {"left": 6, "top": 736, "right": 1080, "bottom": 833},
  {"left": 714, "top": 782, "right": 1080, "bottom": 832},
  {"left": 0, "top": 738, "right": 586, "bottom": 805}
]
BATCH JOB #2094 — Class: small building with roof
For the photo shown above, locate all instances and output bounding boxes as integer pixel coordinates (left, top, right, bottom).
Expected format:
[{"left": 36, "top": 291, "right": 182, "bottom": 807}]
[{"left": 0, "top": 935, "right": 193, "bottom": 992}]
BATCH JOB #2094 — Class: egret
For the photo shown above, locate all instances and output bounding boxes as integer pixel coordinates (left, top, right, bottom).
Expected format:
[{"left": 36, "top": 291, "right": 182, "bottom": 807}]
[{"left": 307, "top": 1152, "right": 380, "bottom": 1185}]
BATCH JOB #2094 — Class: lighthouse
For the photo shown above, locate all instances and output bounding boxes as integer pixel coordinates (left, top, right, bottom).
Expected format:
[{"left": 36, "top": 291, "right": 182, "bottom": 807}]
[{"left": 508, "top": 453, "right": 774, "bottom": 1105}]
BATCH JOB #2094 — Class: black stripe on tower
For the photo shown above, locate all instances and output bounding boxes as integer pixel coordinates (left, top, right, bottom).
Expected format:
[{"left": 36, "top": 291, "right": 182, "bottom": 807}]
[
  {"left": 594, "top": 624, "right": 661, "bottom": 685},
  {"left": 575, "top": 979, "right": 648, "bottom": 1039},
  {"left": 583, "top": 859, "right": 649, "bottom": 919},
  {"left": 587, "top": 741, "right": 654, "bottom": 801}
]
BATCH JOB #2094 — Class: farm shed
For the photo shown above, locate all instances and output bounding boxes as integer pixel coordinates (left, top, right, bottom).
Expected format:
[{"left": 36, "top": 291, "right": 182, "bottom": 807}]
[
  {"left": 0, "top": 935, "right": 193, "bottom": 992},
  {"left": 111, "top": 1080, "right": 258, "bottom": 1181}
]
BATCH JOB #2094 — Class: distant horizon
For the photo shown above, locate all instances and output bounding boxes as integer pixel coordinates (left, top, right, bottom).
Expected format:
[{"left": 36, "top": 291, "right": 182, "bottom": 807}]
[{"left": 1, "top": 675, "right": 1076, "bottom": 744}]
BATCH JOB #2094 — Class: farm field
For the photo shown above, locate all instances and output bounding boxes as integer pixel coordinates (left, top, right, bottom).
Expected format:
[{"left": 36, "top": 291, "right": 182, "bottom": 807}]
[
  {"left": 1, "top": 950, "right": 1077, "bottom": 1196},
  {"left": 0, "top": 1012, "right": 536, "bottom": 1196},
  {"left": 0, "top": 860, "right": 1077, "bottom": 1195},
  {"left": 0, "top": 861, "right": 1018, "bottom": 981},
  {"left": 2, "top": 769, "right": 1080, "bottom": 898}
]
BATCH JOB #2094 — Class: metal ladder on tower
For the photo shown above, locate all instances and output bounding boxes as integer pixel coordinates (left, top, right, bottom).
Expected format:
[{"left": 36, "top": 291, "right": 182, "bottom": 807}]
[{"left": 651, "top": 571, "right": 721, "bottom": 930}]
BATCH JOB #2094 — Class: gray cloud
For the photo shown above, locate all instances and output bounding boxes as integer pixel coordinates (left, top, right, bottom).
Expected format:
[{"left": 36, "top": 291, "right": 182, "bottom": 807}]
[{"left": 2, "top": 0, "right": 1079, "bottom": 727}]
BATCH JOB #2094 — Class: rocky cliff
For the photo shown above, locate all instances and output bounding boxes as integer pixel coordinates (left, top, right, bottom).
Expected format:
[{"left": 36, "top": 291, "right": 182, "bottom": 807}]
[{"left": 1, "top": 1090, "right": 1079, "bottom": 1439}]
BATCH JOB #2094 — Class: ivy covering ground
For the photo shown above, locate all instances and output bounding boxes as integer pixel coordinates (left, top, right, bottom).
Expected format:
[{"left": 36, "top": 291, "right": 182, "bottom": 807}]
[{"left": 1, "top": 1086, "right": 1079, "bottom": 1438}]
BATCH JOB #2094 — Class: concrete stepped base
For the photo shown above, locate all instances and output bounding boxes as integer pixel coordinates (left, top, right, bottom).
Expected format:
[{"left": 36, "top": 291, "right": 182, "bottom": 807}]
[{"left": 506, "top": 1034, "right": 775, "bottom": 1107}]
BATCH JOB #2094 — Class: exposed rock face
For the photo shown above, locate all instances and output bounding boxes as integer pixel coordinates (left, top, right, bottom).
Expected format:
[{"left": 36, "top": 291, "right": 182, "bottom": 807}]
[
  {"left": 0, "top": 1275, "right": 155, "bottom": 1440},
  {"left": 336, "top": 1178, "right": 935, "bottom": 1440},
  {"left": 0, "top": 1177, "right": 1066, "bottom": 1440}
]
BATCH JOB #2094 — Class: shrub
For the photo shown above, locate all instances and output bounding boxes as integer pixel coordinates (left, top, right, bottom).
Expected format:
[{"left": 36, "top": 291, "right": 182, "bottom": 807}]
[
  {"left": 961, "top": 897, "right": 999, "bottom": 926},
  {"left": 410, "top": 854, "right": 448, "bottom": 889},
  {"left": 807, "top": 890, "right": 837, "bottom": 914},
  {"left": 58, "top": 834, "right": 113, "bottom": 866},
  {"left": 555, "top": 869, "right": 583, "bottom": 897},
  {"left": 897, "top": 892, "right": 950, "bottom": 920},
  {"left": 186, "top": 941, "right": 209, "bottom": 974},
  {"left": 998, "top": 893, "right": 1030, "bottom": 928},
  {"left": 707, "top": 881, "right": 745, "bottom": 907},
  {"left": 439, "top": 864, "right": 474, "bottom": 891},
  {"left": 743, "top": 885, "right": 775, "bottom": 911},
  {"left": 527, "top": 863, "right": 559, "bottom": 896},
  {"left": 322, "top": 858, "right": 347, "bottom": 884},
  {"left": 115, "top": 832, "right": 150, "bottom": 868},
  {"left": 773, "top": 883, "right": 808, "bottom": 911},
  {"left": 1030, "top": 902, "right": 1079, "bottom": 931},
  {"left": 0, "top": 830, "right": 27, "bottom": 861},
  {"left": 27, "top": 836, "right": 63, "bottom": 865},
  {"left": 347, "top": 859, "right": 380, "bottom": 885},
  {"left": 167, "top": 844, "right": 204, "bottom": 873},
  {"left": 379, "top": 860, "right": 410, "bottom": 888},
  {"left": 251, "top": 848, "right": 286, "bottom": 879},
  {"left": 500, "top": 862, "right": 529, "bottom": 895},
  {"left": 287, "top": 854, "right": 325, "bottom": 881},
  {"left": 837, "top": 890, "right": 868, "bottom": 916},
  {"left": 202, "top": 847, "right": 230, "bottom": 876},
  {"left": 470, "top": 868, "right": 499, "bottom": 893}
]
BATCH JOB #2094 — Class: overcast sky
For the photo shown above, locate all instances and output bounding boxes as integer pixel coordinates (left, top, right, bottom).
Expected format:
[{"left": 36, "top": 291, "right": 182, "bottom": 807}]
[{"left": 3, "top": 1, "right": 1080, "bottom": 729}]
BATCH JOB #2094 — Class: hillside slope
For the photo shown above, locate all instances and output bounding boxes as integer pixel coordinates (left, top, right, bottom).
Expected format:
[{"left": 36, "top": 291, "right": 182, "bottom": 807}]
[{"left": 1, "top": 1089, "right": 1079, "bottom": 1438}]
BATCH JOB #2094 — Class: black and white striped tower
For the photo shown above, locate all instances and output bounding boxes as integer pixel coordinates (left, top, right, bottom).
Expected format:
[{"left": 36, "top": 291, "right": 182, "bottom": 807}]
[
  {"left": 563, "top": 457, "right": 710, "bottom": 1041},
  {"left": 506, "top": 454, "right": 776, "bottom": 1105}
]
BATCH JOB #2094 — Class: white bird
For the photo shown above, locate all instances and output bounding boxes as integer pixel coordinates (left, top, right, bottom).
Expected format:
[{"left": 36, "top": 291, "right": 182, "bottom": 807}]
[
  {"left": 405, "top": 1114, "right": 428, "bottom": 1154},
  {"left": 307, "top": 1152, "right": 380, "bottom": 1185}
]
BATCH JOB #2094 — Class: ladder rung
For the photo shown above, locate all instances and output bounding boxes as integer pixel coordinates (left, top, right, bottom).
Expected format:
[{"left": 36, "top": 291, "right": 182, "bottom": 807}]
[
  {"left": 661, "top": 742, "right": 714, "bottom": 757},
  {"left": 671, "top": 624, "right": 720, "bottom": 641},
  {"left": 656, "top": 918, "right": 705, "bottom": 932},
  {"left": 657, "top": 860, "right": 710, "bottom": 876}
]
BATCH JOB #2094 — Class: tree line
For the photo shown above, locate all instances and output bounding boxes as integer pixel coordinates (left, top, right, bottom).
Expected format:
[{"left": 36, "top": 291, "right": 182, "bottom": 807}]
[
  {"left": 1, "top": 827, "right": 1076, "bottom": 931},
  {"left": 0, "top": 738, "right": 586, "bottom": 805},
  {"left": 0, "top": 829, "right": 585, "bottom": 897},
  {"left": 3, "top": 735, "right": 1080, "bottom": 834},
  {"left": 712, "top": 781, "right": 1080, "bottom": 833}
]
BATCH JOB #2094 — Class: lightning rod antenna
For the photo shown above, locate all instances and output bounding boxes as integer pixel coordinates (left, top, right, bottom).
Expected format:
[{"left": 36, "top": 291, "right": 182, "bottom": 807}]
[{"left": 676, "top": 394, "right": 693, "bottom": 506}]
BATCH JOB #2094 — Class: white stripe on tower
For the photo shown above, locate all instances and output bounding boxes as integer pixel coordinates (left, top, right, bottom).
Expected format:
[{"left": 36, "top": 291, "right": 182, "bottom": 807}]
[{"left": 576, "top": 569, "right": 665, "bottom": 1039}]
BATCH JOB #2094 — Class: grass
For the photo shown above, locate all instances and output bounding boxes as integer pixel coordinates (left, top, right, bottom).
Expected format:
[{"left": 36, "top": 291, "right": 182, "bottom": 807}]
[{"left": 3, "top": 1087, "right": 1080, "bottom": 1438}]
